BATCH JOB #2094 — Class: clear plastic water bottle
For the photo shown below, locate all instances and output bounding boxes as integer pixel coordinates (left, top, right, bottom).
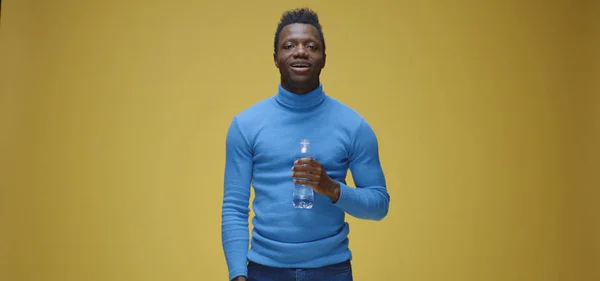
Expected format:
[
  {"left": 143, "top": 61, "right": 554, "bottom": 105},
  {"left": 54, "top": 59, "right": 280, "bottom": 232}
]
[{"left": 293, "top": 139, "right": 314, "bottom": 209}]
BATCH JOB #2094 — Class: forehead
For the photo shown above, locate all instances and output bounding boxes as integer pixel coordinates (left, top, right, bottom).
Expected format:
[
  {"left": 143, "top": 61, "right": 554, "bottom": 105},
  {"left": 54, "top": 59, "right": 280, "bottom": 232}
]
[{"left": 279, "top": 23, "right": 321, "bottom": 42}]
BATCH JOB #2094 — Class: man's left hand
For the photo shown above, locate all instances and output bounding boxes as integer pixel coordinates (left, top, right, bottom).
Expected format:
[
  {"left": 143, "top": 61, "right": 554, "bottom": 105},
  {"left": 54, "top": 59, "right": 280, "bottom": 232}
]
[{"left": 291, "top": 158, "right": 340, "bottom": 203}]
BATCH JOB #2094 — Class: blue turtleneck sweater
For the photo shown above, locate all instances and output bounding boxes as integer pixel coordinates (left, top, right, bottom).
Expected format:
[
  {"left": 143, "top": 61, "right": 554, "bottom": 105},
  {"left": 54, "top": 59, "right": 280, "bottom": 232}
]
[{"left": 221, "top": 84, "right": 390, "bottom": 280}]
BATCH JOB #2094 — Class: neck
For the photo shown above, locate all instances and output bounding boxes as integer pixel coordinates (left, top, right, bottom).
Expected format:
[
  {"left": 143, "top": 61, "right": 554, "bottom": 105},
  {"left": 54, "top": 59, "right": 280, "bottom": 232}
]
[
  {"left": 274, "top": 83, "right": 326, "bottom": 110},
  {"left": 280, "top": 79, "right": 320, "bottom": 95}
]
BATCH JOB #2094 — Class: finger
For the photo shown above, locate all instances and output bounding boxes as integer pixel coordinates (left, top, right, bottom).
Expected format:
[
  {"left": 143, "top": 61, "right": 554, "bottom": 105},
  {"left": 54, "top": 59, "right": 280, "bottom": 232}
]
[
  {"left": 294, "top": 158, "right": 320, "bottom": 166},
  {"left": 292, "top": 161, "right": 323, "bottom": 171},
  {"left": 292, "top": 164, "right": 320, "bottom": 172},
  {"left": 293, "top": 179, "right": 318, "bottom": 187},
  {"left": 292, "top": 167, "right": 323, "bottom": 178},
  {"left": 292, "top": 171, "right": 320, "bottom": 181}
]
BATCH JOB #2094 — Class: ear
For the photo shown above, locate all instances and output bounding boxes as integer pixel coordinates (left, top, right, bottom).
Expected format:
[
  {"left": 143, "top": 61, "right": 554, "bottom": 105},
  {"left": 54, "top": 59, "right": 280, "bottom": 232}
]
[{"left": 273, "top": 52, "right": 279, "bottom": 68}]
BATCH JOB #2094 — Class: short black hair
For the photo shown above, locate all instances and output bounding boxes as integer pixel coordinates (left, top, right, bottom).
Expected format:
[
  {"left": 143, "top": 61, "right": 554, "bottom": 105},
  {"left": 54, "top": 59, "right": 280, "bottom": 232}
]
[{"left": 274, "top": 7, "right": 325, "bottom": 55}]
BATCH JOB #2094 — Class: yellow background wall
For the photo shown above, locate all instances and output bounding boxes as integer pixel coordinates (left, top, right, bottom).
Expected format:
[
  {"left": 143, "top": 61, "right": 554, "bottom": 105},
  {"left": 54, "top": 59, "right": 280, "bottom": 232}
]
[
  {"left": 1, "top": 0, "right": 597, "bottom": 281},
  {"left": 574, "top": 0, "right": 600, "bottom": 279}
]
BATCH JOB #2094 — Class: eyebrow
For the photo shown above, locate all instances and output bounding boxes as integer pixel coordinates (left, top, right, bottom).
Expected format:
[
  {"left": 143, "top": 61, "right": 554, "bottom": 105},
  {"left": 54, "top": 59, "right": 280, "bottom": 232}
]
[{"left": 281, "top": 37, "right": 321, "bottom": 45}]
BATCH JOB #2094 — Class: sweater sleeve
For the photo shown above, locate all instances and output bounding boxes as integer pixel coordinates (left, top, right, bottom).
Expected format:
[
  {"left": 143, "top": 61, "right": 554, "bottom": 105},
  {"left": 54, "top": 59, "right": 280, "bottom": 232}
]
[
  {"left": 221, "top": 117, "right": 253, "bottom": 280},
  {"left": 332, "top": 118, "right": 390, "bottom": 221}
]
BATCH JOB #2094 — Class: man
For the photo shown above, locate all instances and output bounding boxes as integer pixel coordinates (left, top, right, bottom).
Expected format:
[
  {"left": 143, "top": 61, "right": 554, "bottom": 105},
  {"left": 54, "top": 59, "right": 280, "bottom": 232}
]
[{"left": 221, "top": 7, "right": 390, "bottom": 281}]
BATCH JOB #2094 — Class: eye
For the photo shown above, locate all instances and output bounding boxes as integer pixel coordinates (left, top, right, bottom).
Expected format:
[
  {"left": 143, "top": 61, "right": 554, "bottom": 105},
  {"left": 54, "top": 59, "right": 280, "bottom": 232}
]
[{"left": 284, "top": 44, "right": 294, "bottom": 49}]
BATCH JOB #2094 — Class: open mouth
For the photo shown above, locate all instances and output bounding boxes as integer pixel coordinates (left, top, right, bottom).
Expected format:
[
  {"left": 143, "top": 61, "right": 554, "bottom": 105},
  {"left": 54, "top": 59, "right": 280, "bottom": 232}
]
[{"left": 290, "top": 62, "right": 312, "bottom": 70}]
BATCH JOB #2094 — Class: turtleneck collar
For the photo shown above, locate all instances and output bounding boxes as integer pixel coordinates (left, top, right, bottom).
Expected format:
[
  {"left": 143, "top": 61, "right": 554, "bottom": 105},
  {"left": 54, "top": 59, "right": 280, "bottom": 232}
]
[{"left": 274, "top": 83, "right": 327, "bottom": 111}]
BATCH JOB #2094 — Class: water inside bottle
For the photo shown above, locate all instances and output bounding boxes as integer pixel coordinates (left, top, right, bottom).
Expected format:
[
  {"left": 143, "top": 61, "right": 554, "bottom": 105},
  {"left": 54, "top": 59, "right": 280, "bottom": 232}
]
[{"left": 293, "top": 196, "right": 313, "bottom": 209}]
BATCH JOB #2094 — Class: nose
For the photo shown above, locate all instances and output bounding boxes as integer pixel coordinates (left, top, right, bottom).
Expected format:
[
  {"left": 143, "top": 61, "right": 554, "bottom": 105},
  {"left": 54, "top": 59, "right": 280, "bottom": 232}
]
[{"left": 293, "top": 45, "right": 308, "bottom": 58}]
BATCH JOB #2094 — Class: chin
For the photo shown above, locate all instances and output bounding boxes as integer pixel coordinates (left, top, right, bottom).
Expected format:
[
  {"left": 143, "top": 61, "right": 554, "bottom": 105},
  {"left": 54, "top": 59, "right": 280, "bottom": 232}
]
[{"left": 290, "top": 76, "right": 317, "bottom": 86}]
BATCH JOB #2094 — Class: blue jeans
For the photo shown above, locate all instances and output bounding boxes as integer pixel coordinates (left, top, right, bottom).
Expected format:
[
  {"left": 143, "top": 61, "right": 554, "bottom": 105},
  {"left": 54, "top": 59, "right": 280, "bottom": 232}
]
[{"left": 247, "top": 260, "right": 353, "bottom": 281}]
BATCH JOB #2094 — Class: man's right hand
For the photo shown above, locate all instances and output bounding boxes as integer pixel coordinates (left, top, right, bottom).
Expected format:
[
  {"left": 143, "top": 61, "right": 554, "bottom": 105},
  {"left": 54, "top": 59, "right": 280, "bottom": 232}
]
[{"left": 231, "top": 276, "right": 247, "bottom": 281}]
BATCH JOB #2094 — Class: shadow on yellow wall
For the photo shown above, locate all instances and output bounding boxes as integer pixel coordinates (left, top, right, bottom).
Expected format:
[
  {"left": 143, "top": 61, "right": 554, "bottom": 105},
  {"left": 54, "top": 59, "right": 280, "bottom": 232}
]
[{"left": 1, "top": 0, "right": 598, "bottom": 281}]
